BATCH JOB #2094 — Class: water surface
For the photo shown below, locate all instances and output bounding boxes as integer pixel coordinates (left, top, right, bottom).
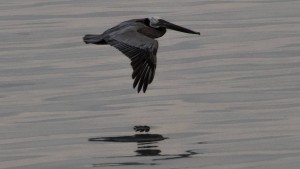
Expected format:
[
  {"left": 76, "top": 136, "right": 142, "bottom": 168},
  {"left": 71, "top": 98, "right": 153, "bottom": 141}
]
[{"left": 1, "top": 0, "right": 300, "bottom": 168}]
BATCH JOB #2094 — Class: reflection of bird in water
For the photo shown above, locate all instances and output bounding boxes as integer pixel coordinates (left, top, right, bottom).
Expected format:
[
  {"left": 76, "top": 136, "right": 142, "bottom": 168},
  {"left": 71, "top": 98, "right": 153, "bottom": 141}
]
[
  {"left": 83, "top": 16, "right": 200, "bottom": 93},
  {"left": 91, "top": 137, "right": 163, "bottom": 167},
  {"left": 89, "top": 133, "right": 165, "bottom": 156},
  {"left": 136, "top": 147, "right": 161, "bottom": 156},
  {"left": 136, "top": 141, "right": 162, "bottom": 156},
  {"left": 88, "top": 134, "right": 166, "bottom": 142},
  {"left": 134, "top": 125, "right": 150, "bottom": 132}
]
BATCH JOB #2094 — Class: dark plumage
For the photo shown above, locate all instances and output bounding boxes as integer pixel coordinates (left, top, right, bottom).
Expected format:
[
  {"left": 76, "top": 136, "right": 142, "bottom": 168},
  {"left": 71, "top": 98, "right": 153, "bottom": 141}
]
[{"left": 83, "top": 17, "right": 200, "bottom": 93}]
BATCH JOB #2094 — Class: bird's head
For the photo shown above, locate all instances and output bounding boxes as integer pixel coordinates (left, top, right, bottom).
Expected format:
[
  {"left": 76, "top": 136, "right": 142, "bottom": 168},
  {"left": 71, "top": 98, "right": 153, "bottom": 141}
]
[
  {"left": 148, "top": 16, "right": 161, "bottom": 28},
  {"left": 147, "top": 16, "right": 200, "bottom": 35}
]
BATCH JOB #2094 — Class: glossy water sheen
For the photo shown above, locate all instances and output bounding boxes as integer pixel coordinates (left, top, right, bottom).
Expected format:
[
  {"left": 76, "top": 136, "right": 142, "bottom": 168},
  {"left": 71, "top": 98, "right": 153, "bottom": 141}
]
[{"left": 1, "top": 0, "right": 300, "bottom": 169}]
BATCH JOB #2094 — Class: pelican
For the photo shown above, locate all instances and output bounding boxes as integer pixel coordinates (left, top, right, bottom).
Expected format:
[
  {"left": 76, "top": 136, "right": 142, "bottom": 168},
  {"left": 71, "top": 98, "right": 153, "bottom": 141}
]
[{"left": 83, "top": 16, "right": 200, "bottom": 93}]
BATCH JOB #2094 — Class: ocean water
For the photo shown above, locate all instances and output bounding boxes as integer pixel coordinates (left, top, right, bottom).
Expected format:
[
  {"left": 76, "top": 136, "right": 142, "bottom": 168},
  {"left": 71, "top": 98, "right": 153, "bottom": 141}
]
[{"left": 1, "top": 0, "right": 300, "bottom": 168}]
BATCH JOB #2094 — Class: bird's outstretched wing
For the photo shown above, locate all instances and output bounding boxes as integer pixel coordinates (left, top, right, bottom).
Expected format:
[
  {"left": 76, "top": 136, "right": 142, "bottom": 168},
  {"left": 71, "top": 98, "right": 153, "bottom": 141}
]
[{"left": 104, "top": 26, "right": 158, "bottom": 93}]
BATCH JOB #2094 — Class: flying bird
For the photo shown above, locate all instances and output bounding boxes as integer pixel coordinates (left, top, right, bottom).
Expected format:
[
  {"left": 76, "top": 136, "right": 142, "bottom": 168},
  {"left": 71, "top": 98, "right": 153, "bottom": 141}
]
[{"left": 83, "top": 17, "right": 200, "bottom": 93}]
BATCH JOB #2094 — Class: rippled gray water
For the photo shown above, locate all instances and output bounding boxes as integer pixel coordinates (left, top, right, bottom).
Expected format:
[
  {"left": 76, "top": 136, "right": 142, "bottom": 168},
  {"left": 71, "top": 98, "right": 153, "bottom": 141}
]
[{"left": 1, "top": 0, "right": 300, "bottom": 169}]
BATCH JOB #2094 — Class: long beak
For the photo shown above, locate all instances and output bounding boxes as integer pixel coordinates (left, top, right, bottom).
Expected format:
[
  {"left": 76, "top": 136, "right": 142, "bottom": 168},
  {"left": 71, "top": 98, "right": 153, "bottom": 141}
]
[{"left": 159, "top": 19, "right": 200, "bottom": 35}]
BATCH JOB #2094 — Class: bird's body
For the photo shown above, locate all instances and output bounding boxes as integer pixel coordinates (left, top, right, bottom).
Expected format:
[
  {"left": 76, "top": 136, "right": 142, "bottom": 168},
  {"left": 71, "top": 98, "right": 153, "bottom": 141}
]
[{"left": 83, "top": 17, "right": 200, "bottom": 93}]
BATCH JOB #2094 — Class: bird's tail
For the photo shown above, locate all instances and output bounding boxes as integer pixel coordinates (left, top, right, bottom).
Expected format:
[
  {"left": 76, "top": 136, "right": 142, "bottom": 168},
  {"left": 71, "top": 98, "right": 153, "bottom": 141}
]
[{"left": 83, "top": 34, "right": 106, "bottom": 44}]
